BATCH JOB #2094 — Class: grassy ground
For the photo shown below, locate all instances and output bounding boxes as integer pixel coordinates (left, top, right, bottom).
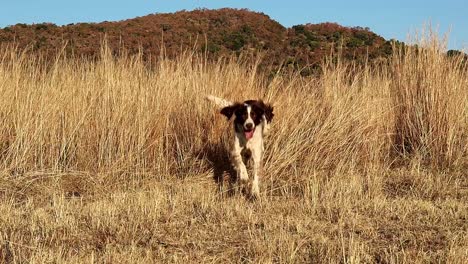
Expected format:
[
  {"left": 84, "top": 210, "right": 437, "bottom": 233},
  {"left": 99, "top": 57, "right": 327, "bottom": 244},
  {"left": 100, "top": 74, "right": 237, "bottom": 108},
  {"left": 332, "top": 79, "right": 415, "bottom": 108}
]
[
  {"left": 1, "top": 169, "right": 466, "bottom": 263},
  {"left": 0, "top": 34, "right": 467, "bottom": 263}
]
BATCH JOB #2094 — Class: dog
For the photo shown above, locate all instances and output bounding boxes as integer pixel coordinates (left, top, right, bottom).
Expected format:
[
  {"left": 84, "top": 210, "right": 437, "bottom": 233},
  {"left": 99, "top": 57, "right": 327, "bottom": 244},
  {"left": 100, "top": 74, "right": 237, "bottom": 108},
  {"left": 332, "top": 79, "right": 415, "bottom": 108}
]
[{"left": 206, "top": 95, "right": 274, "bottom": 198}]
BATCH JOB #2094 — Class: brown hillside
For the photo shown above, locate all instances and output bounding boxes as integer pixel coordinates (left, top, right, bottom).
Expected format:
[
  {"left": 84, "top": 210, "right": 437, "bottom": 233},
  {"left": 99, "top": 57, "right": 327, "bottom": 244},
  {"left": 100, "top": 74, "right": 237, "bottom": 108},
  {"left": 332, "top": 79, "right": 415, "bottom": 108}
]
[{"left": 0, "top": 8, "right": 392, "bottom": 72}]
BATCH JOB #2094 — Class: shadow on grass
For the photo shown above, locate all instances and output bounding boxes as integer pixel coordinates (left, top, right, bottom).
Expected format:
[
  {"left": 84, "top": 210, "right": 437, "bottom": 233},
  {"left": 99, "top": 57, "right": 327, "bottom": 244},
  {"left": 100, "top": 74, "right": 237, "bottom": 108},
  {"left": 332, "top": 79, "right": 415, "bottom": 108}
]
[{"left": 198, "top": 141, "right": 237, "bottom": 197}]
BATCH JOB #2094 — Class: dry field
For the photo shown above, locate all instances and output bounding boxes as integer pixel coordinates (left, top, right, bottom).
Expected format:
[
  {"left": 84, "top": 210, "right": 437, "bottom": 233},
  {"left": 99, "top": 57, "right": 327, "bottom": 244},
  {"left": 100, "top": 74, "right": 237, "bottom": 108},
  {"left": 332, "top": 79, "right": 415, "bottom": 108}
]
[{"left": 0, "top": 34, "right": 467, "bottom": 263}]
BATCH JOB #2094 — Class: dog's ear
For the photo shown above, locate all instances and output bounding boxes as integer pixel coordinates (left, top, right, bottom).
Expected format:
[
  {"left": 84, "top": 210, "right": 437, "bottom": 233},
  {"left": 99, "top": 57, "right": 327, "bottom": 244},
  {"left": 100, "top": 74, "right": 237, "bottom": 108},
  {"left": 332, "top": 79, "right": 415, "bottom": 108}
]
[
  {"left": 220, "top": 103, "right": 241, "bottom": 120},
  {"left": 258, "top": 100, "right": 274, "bottom": 122},
  {"left": 264, "top": 104, "right": 274, "bottom": 122}
]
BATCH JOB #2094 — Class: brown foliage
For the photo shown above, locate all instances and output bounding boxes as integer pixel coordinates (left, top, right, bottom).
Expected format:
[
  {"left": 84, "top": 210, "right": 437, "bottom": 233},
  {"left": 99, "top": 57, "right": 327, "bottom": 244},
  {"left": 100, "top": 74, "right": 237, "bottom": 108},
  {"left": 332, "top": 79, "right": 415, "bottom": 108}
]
[{"left": 0, "top": 8, "right": 391, "bottom": 73}]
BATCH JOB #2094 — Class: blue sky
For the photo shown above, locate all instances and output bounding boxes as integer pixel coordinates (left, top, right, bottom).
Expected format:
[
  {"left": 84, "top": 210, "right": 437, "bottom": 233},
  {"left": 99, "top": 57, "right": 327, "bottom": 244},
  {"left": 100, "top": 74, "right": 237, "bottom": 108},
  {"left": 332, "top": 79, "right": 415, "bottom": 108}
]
[{"left": 0, "top": 0, "right": 466, "bottom": 50}]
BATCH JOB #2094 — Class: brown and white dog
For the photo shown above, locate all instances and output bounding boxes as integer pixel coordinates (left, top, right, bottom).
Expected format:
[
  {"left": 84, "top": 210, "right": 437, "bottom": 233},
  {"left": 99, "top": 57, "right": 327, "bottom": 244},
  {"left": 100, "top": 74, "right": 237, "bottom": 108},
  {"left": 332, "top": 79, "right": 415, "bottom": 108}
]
[{"left": 206, "top": 95, "right": 274, "bottom": 198}]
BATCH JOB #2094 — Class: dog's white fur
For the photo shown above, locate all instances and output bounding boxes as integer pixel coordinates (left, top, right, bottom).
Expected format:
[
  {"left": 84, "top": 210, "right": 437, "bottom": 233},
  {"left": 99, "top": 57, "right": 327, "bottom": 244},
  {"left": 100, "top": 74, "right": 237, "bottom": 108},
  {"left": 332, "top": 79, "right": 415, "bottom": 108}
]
[{"left": 205, "top": 95, "right": 271, "bottom": 198}]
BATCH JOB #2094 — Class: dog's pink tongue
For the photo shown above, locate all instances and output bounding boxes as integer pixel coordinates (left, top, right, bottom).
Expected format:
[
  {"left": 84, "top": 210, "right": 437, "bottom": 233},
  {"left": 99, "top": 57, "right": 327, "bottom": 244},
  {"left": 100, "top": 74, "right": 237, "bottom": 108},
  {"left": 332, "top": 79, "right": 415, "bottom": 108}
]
[{"left": 245, "top": 130, "right": 254, "bottom": 140}]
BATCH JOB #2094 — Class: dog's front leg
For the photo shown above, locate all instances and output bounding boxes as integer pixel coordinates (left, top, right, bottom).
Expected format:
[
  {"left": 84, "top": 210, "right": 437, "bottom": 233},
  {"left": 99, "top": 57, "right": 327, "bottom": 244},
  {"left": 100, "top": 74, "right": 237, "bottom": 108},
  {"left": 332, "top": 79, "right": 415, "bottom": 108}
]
[
  {"left": 231, "top": 152, "right": 248, "bottom": 180},
  {"left": 231, "top": 135, "right": 248, "bottom": 183},
  {"left": 230, "top": 149, "right": 249, "bottom": 191},
  {"left": 250, "top": 148, "right": 262, "bottom": 198}
]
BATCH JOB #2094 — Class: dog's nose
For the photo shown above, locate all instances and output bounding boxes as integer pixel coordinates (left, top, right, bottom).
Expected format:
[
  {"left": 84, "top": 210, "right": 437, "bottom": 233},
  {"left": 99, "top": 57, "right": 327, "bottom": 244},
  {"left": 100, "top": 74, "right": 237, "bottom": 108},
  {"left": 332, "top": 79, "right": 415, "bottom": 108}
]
[{"left": 245, "top": 123, "right": 253, "bottom": 130}]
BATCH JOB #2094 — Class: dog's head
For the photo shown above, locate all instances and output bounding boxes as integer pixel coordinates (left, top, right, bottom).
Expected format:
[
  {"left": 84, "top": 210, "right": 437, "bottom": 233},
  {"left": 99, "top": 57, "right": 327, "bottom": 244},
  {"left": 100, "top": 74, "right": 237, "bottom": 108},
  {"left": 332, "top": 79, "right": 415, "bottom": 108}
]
[{"left": 220, "top": 100, "right": 274, "bottom": 140}]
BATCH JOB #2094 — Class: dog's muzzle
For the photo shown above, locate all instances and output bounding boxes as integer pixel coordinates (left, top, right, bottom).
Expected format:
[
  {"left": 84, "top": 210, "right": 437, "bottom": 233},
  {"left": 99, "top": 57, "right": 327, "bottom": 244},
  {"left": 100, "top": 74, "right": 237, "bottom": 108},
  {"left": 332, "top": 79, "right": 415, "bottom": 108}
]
[{"left": 244, "top": 123, "right": 255, "bottom": 140}]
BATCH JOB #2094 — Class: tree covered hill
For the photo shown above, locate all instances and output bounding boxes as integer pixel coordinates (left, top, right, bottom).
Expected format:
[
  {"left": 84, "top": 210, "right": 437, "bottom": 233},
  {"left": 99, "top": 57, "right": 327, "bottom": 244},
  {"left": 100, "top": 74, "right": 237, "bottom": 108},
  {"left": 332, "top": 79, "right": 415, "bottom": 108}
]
[{"left": 0, "top": 8, "right": 401, "bottom": 72}]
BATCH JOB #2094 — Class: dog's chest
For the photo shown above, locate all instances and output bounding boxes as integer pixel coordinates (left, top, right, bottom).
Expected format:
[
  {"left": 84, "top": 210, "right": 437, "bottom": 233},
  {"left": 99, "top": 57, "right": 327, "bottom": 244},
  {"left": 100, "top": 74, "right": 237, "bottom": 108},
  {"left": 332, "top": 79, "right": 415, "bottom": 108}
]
[{"left": 239, "top": 134, "right": 262, "bottom": 164}]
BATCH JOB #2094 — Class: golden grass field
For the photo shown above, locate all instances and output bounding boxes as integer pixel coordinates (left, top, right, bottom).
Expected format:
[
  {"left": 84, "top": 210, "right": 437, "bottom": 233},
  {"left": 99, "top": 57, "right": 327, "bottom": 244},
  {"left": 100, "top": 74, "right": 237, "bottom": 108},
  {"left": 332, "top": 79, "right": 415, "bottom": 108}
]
[{"left": 0, "top": 33, "right": 467, "bottom": 263}]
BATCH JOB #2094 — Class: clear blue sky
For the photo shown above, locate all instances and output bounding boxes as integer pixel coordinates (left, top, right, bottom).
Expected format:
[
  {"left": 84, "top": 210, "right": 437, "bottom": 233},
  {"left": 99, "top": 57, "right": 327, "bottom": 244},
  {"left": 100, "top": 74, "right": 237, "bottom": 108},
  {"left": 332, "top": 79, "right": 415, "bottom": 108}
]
[{"left": 0, "top": 0, "right": 466, "bottom": 50}]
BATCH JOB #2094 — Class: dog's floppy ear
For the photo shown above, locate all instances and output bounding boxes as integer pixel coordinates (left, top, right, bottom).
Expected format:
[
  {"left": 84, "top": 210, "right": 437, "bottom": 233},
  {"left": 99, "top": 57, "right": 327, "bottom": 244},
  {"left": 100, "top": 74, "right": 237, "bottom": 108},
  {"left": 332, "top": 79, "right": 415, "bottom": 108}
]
[
  {"left": 220, "top": 103, "right": 241, "bottom": 120},
  {"left": 258, "top": 100, "right": 274, "bottom": 122},
  {"left": 264, "top": 104, "right": 274, "bottom": 122}
]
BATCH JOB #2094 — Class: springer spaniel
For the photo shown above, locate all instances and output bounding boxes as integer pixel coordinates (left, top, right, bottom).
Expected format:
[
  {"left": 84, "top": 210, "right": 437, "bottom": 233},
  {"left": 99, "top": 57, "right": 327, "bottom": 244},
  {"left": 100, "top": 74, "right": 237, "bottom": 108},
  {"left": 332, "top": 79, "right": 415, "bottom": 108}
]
[{"left": 206, "top": 95, "right": 274, "bottom": 198}]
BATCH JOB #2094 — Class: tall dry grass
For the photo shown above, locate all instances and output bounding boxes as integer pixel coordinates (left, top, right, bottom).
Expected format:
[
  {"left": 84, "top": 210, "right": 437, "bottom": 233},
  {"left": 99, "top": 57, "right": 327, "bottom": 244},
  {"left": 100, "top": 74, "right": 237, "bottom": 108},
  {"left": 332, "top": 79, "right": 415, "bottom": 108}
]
[
  {"left": 392, "top": 50, "right": 467, "bottom": 168},
  {"left": 0, "top": 32, "right": 467, "bottom": 262},
  {"left": 0, "top": 35, "right": 466, "bottom": 178}
]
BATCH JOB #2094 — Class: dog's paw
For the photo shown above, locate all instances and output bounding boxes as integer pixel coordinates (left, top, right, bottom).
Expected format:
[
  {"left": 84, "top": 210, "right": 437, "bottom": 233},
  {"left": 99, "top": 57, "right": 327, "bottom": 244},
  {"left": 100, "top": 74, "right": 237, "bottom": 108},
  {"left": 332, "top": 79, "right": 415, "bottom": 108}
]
[
  {"left": 239, "top": 169, "right": 249, "bottom": 183},
  {"left": 250, "top": 182, "right": 260, "bottom": 199}
]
